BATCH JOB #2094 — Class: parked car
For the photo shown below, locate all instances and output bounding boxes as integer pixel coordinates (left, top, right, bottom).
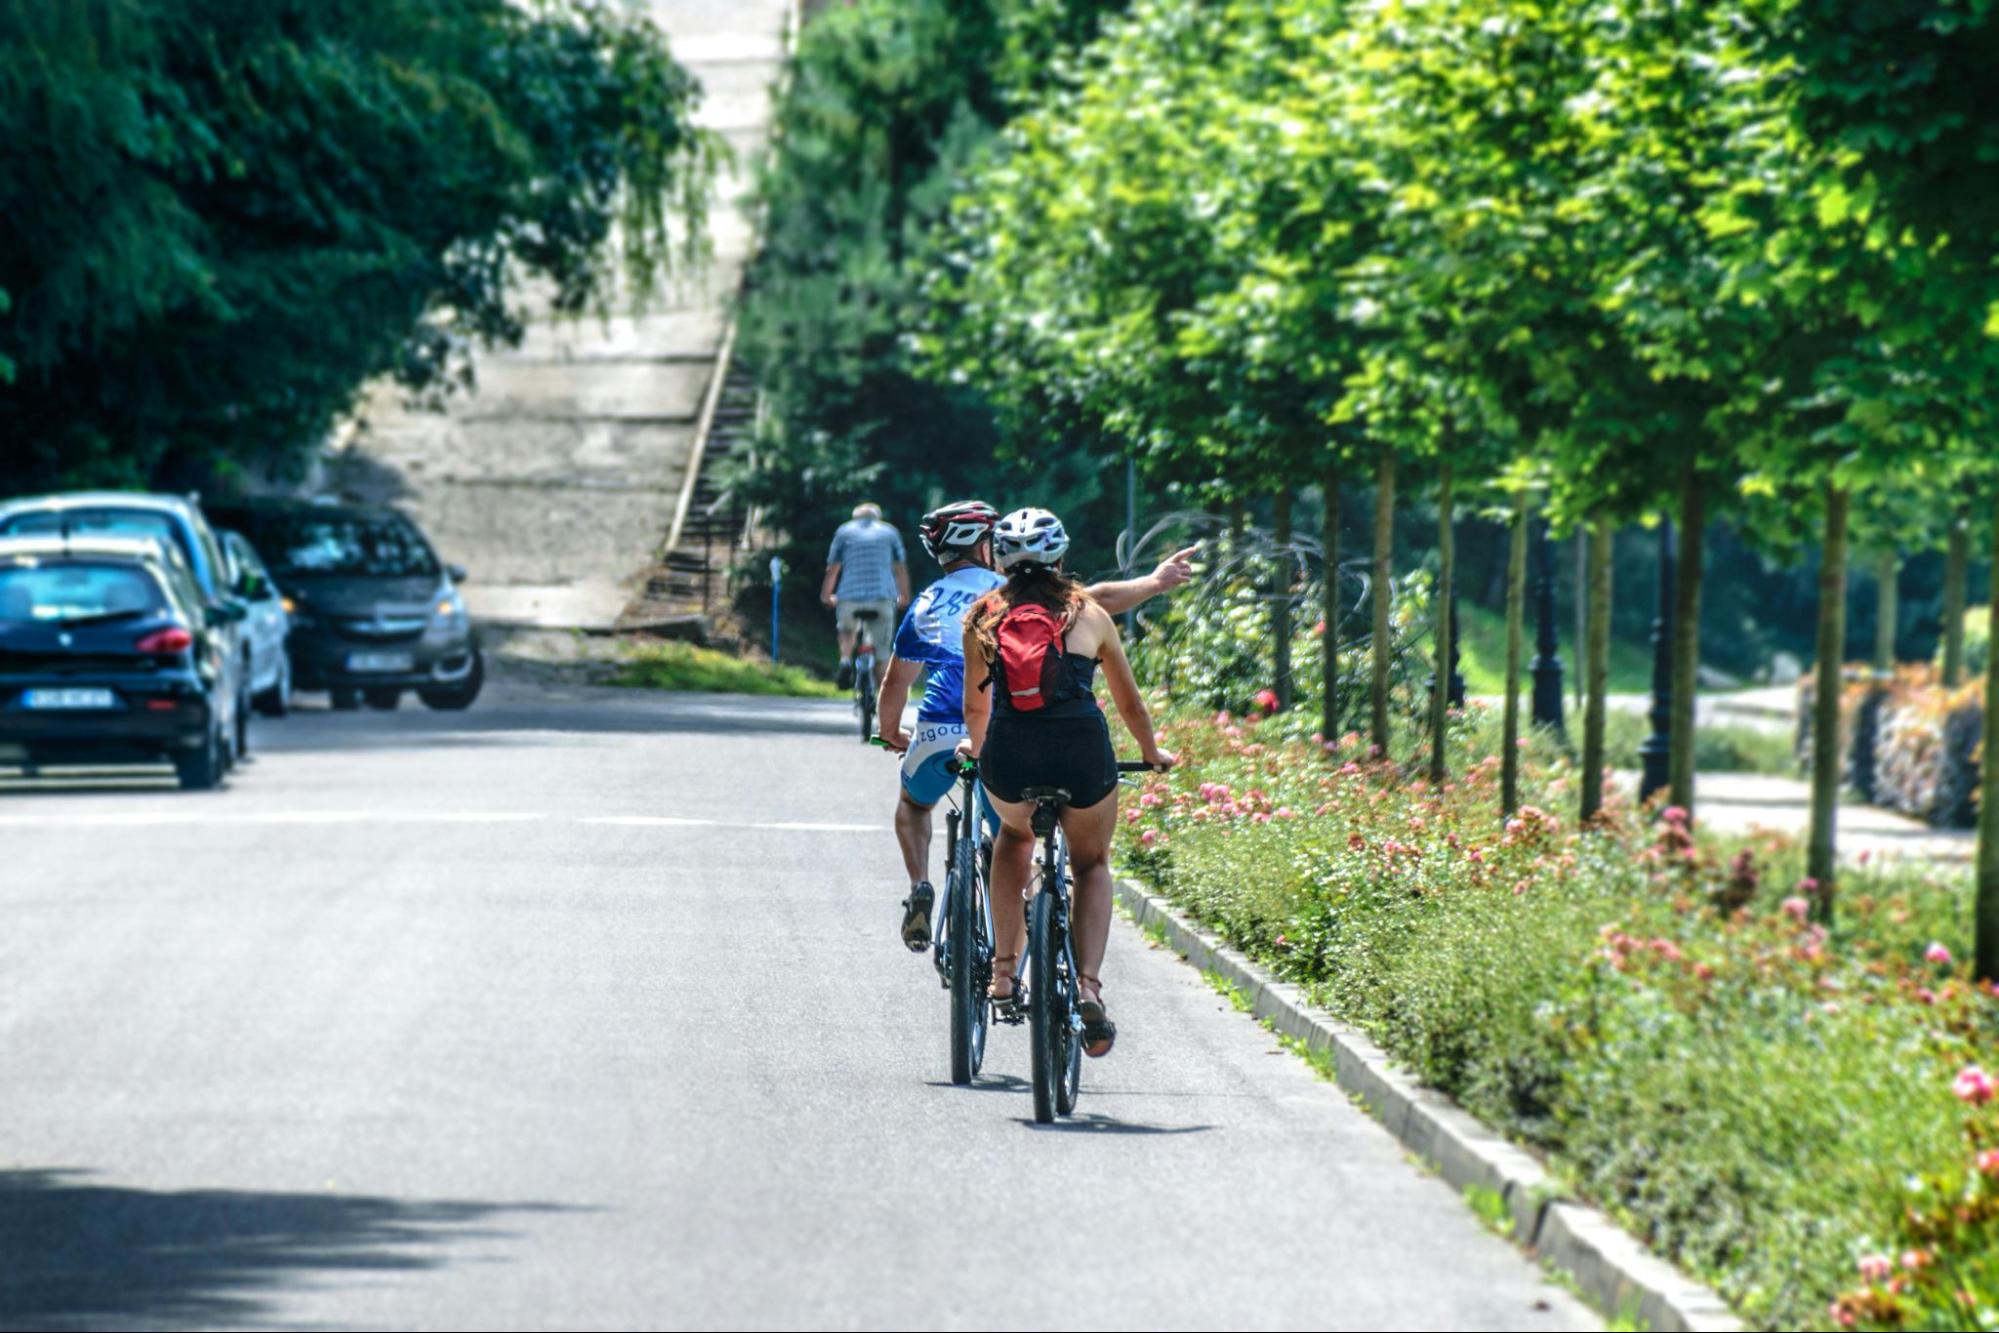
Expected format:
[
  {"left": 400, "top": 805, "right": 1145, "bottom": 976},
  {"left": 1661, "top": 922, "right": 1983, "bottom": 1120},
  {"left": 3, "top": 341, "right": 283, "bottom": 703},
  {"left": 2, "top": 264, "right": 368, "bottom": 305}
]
[
  {"left": 0, "top": 535, "right": 243, "bottom": 789},
  {"left": 204, "top": 499, "right": 483, "bottom": 711},
  {"left": 219, "top": 530, "right": 293, "bottom": 716},
  {"left": 0, "top": 492, "right": 254, "bottom": 758}
]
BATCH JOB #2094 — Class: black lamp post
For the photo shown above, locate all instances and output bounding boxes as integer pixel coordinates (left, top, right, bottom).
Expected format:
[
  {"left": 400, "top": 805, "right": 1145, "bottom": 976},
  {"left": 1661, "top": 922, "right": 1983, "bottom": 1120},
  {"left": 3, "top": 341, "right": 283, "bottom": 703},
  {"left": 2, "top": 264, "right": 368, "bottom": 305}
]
[
  {"left": 1530, "top": 515, "right": 1565, "bottom": 733},
  {"left": 1639, "top": 519, "right": 1676, "bottom": 803}
]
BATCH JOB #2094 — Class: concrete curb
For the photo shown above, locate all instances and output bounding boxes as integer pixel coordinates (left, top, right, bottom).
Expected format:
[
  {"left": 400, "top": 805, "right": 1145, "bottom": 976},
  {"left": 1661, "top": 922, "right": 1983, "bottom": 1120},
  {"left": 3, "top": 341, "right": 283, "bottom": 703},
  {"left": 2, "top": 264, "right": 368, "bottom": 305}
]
[{"left": 1115, "top": 877, "right": 1743, "bottom": 1333}]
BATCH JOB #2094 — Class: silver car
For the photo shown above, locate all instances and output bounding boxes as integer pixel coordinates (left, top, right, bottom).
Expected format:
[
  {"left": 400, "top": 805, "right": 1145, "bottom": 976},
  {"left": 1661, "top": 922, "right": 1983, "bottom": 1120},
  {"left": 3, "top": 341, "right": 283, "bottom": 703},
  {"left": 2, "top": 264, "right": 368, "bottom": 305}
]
[{"left": 220, "top": 530, "right": 294, "bottom": 716}]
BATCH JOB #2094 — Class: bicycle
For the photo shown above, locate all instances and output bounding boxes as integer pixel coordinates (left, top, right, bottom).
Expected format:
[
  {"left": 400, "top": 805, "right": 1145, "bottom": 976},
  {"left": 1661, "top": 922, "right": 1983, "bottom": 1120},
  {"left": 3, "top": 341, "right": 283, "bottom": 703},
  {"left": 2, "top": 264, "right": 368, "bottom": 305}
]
[
  {"left": 851, "top": 609, "right": 880, "bottom": 743},
  {"left": 935, "top": 754, "right": 997, "bottom": 1085},
  {"left": 1021, "top": 759, "right": 1157, "bottom": 1124}
]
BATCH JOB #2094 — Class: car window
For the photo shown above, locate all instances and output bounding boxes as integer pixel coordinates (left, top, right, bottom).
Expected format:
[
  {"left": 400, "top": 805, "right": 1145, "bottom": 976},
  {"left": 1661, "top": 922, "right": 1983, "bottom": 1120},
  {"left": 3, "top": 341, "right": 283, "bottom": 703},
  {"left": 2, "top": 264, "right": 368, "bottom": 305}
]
[
  {"left": 224, "top": 533, "right": 273, "bottom": 594},
  {"left": 257, "top": 512, "right": 439, "bottom": 578},
  {"left": 0, "top": 508, "right": 197, "bottom": 574},
  {"left": 0, "top": 560, "right": 167, "bottom": 625}
]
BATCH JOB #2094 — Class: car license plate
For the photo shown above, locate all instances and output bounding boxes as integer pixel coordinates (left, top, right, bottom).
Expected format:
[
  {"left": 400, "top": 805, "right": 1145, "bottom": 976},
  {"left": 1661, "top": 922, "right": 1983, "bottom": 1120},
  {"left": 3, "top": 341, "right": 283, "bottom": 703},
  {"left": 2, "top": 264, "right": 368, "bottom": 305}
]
[
  {"left": 22, "top": 688, "right": 118, "bottom": 710},
  {"left": 346, "top": 652, "right": 413, "bottom": 674}
]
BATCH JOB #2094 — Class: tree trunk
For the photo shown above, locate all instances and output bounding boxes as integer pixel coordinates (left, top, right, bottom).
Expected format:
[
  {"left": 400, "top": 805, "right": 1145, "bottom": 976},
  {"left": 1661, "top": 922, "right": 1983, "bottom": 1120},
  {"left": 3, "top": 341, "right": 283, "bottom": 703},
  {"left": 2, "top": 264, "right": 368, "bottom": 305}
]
[
  {"left": 1370, "top": 454, "right": 1396, "bottom": 757},
  {"left": 1575, "top": 532, "right": 1589, "bottom": 708},
  {"left": 1874, "top": 548, "right": 1898, "bottom": 675},
  {"left": 1272, "top": 487, "right": 1294, "bottom": 713},
  {"left": 1581, "top": 520, "right": 1614, "bottom": 824},
  {"left": 1428, "top": 464, "right": 1455, "bottom": 785},
  {"left": 1667, "top": 469, "right": 1707, "bottom": 815},
  {"left": 1807, "top": 484, "right": 1849, "bottom": 920},
  {"left": 1502, "top": 490, "right": 1528, "bottom": 815},
  {"left": 1979, "top": 512, "right": 1999, "bottom": 978},
  {"left": 1944, "top": 520, "right": 1969, "bottom": 688},
  {"left": 1322, "top": 469, "right": 1341, "bottom": 740}
]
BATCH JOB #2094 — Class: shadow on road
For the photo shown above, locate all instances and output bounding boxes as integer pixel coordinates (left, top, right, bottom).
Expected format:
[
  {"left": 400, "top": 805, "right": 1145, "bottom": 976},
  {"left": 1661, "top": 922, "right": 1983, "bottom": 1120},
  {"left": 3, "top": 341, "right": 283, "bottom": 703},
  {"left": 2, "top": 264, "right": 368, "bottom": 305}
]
[
  {"left": 0, "top": 1168, "right": 571, "bottom": 1331},
  {"left": 1016, "top": 1112, "right": 1214, "bottom": 1135}
]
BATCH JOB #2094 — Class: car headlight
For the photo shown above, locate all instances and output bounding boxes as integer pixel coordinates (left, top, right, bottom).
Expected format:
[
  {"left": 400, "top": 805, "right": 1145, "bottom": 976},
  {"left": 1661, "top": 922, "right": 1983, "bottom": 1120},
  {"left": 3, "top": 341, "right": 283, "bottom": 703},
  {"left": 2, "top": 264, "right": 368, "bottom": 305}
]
[{"left": 432, "top": 591, "right": 468, "bottom": 625}]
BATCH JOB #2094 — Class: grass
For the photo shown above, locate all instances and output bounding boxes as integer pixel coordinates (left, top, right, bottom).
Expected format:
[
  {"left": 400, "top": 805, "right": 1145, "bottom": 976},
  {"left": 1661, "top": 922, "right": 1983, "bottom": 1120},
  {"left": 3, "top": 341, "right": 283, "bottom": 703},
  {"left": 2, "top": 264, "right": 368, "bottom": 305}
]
[
  {"left": 1454, "top": 600, "right": 1657, "bottom": 696},
  {"left": 611, "top": 640, "right": 842, "bottom": 697}
]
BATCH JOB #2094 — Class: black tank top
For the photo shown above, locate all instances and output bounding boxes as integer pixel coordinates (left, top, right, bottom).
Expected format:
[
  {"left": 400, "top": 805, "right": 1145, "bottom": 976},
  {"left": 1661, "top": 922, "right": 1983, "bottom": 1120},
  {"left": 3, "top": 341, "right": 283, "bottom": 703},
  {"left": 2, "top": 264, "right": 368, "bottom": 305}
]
[{"left": 993, "top": 651, "right": 1102, "bottom": 720}]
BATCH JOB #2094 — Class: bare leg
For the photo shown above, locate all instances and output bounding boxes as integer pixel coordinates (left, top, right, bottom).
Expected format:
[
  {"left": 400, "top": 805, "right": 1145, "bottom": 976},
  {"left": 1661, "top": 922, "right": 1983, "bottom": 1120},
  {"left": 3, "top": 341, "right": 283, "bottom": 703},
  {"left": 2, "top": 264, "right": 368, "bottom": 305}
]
[
  {"left": 983, "top": 797, "right": 1038, "bottom": 998},
  {"left": 894, "top": 794, "right": 933, "bottom": 885},
  {"left": 1061, "top": 790, "right": 1120, "bottom": 1013}
]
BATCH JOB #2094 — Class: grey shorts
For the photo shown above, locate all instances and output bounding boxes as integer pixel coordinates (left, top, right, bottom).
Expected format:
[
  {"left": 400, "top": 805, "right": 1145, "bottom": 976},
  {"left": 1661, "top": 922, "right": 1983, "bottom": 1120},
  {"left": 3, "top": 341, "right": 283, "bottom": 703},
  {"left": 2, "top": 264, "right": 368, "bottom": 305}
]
[{"left": 837, "top": 598, "right": 897, "bottom": 638}]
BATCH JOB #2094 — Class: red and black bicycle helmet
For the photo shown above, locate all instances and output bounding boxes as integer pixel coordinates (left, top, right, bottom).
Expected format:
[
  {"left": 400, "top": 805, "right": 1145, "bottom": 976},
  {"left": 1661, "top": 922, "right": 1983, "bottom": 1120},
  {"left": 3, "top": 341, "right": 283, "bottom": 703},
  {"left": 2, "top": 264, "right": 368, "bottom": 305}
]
[{"left": 918, "top": 499, "right": 999, "bottom": 561}]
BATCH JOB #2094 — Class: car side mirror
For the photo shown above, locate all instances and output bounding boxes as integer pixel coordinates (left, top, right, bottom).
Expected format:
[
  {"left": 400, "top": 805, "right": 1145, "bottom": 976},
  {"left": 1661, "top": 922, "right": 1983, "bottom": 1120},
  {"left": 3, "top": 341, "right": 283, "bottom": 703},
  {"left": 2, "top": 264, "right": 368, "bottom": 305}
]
[
  {"left": 446, "top": 563, "right": 468, "bottom": 583},
  {"left": 239, "top": 572, "right": 269, "bottom": 601}
]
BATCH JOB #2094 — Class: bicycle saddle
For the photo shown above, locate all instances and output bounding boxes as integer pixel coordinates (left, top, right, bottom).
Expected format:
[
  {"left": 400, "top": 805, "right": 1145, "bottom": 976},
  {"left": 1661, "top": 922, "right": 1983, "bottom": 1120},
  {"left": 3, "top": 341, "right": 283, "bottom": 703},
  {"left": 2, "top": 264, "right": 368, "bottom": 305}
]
[{"left": 1020, "top": 785, "right": 1072, "bottom": 805}]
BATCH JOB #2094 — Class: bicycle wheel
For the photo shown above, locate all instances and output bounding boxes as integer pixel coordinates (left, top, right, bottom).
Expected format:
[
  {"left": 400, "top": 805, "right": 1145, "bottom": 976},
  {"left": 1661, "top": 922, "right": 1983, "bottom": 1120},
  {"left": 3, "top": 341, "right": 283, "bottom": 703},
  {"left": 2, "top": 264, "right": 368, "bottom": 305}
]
[
  {"left": 1027, "top": 888, "right": 1060, "bottom": 1123},
  {"left": 947, "top": 848, "right": 986, "bottom": 1084}
]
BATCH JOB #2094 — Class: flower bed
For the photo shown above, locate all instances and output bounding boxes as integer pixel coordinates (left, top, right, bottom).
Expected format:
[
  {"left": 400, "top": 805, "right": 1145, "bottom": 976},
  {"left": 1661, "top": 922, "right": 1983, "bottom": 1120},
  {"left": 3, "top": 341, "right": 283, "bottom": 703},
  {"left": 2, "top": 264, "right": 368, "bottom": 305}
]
[
  {"left": 1118, "top": 708, "right": 1995, "bottom": 1330},
  {"left": 1800, "top": 666, "right": 1983, "bottom": 828}
]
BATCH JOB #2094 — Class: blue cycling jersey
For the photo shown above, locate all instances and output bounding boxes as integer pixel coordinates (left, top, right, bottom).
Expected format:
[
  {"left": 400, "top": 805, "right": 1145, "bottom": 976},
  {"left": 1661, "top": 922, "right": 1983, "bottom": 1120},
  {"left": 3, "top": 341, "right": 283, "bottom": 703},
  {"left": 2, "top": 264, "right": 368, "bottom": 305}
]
[{"left": 893, "top": 565, "right": 1004, "bottom": 723}]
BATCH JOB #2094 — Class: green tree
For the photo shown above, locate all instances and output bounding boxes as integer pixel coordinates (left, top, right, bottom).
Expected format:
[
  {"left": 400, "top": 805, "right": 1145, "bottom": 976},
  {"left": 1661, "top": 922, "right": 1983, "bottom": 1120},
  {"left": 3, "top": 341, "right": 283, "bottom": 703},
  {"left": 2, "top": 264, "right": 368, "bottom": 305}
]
[{"left": 0, "top": 0, "right": 712, "bottom": 493}]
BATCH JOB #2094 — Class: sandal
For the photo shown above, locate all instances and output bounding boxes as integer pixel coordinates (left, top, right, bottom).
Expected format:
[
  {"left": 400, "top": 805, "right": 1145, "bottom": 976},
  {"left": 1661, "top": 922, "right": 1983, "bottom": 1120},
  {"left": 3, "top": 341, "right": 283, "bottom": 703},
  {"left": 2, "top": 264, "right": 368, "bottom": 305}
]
[
  {"left": 989, "top": 955, "right": 1028, "bottom": 1022},
  {"left": 900, "top": 883, "right": 934, "bottom": 953},
  {"left": 1078, "top": 975, "right": 1116, "bottom": 1058}
]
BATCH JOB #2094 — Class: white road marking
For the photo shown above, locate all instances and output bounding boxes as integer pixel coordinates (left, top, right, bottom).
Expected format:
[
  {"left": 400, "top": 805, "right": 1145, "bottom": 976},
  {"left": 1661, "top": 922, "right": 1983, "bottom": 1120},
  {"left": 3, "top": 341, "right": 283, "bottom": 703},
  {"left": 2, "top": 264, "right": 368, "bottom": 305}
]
[
  {"left": 747, "top": 821, "right": 882, "bottom": 833},
  {"left": 0, "top": 810, "right": 882, "bottom": 832}
]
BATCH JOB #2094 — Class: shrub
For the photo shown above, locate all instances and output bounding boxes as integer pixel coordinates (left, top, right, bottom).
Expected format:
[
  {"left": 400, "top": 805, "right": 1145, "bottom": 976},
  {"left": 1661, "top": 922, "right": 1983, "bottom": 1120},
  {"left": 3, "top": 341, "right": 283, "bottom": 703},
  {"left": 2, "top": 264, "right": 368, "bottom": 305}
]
[
  {"left": 1121, "top": 711, "right": 1994, "bottom": 1329},
  {"left": 1804, "top": 665, "right": 1985, "bottom": 828}
]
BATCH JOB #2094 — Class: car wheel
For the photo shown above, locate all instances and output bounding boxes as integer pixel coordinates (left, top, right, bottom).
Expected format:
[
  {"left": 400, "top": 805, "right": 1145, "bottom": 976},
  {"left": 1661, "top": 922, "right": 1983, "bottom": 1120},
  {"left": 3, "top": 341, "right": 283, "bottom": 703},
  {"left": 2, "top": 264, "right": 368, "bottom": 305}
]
[
  {"left": 418, "top": 648, "right": 484, "bottom": 711},
  {"left": 234, "top": 682, "right": 251, "bottom": 759},
  {"left": 363, "top": 686, "right": 402, "bottom": 711},
  {"left": 255, "top": 654, "right": 292, "bottom": 718},
  {"left": 173, "top": 721, "right": 226, "bottom": 792},
  {"left": 330, "top": 687, "right": 361, "bottom": 711}
]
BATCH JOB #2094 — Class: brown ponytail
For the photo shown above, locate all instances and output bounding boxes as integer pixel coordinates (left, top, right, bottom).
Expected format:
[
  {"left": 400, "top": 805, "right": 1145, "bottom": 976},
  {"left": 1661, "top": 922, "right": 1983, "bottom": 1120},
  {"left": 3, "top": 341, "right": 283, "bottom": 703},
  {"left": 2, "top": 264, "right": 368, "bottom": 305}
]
[{"left": 969, "top": 563, "right": 1090, "bottom": 666}]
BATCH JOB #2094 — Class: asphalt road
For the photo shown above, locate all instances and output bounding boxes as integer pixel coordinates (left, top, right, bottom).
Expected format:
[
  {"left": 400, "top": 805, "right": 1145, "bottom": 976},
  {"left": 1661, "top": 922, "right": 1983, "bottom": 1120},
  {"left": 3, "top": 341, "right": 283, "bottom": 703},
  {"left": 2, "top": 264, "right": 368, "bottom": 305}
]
[{"left": 0, "top": 682, "right": 1595, "bottom": 1331}]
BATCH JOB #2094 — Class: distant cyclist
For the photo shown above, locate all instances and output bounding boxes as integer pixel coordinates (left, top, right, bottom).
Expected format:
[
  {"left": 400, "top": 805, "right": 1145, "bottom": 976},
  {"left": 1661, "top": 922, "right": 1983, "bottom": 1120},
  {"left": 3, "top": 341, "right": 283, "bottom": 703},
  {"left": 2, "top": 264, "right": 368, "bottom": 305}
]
[
  {"left": 877, "top": 501, "right": 1190, "bottom": 971},
  {"left": 956, "top": 507, "right": 1176, "bottom": 1059},
  {"left": 821, "top": 502, "right": 909, "bottom": 691}
]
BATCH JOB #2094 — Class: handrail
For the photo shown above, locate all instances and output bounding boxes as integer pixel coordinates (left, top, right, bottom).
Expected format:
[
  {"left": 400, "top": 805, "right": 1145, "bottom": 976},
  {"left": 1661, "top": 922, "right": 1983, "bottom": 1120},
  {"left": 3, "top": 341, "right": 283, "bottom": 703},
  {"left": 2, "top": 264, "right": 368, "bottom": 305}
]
[{"left": 663, "top": 317, "right": 738, "bottom": 556}]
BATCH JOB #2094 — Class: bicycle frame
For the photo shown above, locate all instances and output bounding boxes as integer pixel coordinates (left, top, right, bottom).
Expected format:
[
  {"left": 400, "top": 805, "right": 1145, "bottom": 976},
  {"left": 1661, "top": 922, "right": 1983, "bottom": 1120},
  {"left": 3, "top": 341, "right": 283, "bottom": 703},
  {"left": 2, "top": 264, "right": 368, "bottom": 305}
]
[{"left": 935, "top": 765, "right": 995, "bottom": 986}]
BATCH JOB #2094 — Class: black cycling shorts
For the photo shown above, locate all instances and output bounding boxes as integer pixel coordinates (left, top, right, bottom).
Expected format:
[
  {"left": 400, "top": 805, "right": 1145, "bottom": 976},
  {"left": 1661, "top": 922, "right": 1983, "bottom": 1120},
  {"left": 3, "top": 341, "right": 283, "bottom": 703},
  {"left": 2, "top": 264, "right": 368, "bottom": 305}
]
[{"left": 979, "top": 709, "right": 1119, "bottom": 811}]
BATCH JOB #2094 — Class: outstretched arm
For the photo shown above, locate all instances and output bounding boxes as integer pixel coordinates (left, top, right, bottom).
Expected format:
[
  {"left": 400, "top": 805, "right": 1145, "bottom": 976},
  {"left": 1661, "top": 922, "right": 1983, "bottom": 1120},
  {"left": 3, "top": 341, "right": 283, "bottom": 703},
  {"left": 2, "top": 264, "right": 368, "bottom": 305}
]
[
  {"left": 1086, "top": 545, "right": 1199, "bottom": 617},
  {"left": 1092, "top": 606, "right": 1175, "bottom": 769}
]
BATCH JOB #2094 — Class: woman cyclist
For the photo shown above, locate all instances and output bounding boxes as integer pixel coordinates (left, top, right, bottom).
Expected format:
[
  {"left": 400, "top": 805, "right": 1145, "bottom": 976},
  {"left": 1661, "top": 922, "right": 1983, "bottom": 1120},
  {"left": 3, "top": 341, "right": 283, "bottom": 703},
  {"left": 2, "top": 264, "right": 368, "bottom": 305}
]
[{"left": 956, "top": 507, "right": 1175, "bottom": 1058}]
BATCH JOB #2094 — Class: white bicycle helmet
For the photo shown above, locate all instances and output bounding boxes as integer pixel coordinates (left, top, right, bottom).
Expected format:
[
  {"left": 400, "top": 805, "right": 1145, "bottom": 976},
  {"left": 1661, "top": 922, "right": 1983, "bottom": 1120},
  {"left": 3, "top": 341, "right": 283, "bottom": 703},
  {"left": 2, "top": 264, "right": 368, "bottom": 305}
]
[{"left": 992, "top": 507, "right": 1071, "bottom": 570}]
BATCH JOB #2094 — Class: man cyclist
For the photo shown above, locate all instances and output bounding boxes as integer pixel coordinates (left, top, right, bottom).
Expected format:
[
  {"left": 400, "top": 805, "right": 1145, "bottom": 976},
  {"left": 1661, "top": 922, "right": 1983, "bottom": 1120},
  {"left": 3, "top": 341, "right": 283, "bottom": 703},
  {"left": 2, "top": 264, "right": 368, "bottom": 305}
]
[
  {"left": 876, "top": 498, "right": 1194, "bottom": 953},
  {"left": 821, "top": 502, "right": 910, "bottom": 691}
]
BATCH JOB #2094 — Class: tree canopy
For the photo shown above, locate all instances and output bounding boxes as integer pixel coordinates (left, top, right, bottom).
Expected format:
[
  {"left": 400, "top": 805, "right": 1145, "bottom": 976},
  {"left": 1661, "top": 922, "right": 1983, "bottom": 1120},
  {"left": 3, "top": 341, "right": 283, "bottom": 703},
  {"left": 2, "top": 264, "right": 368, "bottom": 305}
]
[{"left": 0, "top": 0, "right": 713, "bottom": 494}]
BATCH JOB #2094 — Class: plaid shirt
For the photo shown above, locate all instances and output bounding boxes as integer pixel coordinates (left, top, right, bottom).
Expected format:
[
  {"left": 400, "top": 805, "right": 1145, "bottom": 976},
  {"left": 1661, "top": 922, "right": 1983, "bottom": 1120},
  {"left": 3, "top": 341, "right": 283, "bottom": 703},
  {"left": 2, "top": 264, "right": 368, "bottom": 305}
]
[{"left": 827, "top": 518, "right": 905, "bottom": 602}]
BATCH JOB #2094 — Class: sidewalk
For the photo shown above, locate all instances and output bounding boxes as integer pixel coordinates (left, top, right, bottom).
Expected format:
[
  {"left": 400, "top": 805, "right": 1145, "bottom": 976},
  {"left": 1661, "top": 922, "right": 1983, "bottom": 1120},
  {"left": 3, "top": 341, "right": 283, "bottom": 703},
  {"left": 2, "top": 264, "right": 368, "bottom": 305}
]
[{"left": 1619, "top": 770, "right": 1974, "bottom": 866}]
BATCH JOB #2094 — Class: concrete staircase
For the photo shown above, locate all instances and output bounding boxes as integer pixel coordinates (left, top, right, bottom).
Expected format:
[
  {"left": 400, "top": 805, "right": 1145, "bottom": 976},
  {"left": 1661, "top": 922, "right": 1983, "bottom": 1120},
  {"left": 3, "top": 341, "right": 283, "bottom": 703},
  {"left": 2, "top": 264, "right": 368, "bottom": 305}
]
[{"left": 328, "top": 0, "right": 792, "bottom": 634}]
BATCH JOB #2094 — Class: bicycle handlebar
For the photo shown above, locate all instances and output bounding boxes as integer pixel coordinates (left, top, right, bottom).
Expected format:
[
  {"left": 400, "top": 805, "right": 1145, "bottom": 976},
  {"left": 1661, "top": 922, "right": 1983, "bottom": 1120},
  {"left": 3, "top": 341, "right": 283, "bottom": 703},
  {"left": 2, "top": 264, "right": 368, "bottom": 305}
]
[{"left": 1117, "top": 760, "right": 1169, "bottom": 773}]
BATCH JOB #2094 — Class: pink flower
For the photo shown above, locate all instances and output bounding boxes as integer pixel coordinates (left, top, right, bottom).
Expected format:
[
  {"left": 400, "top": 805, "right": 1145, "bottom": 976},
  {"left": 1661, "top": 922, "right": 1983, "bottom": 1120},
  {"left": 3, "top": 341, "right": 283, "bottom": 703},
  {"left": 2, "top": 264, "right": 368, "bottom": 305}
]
[
  {"left": 1275, "top": 807, "right": 1297, "bottom": 820},
  {"left": 1125, "top": 809, "right": 1142, "bottom": 825},
  {"left": 1858, "top": 848, "right": 1872, "bottom": 866},
  {"left": 1926, "top": 942, "right": 1953, "bottom": 966},
  {"left": 1857, "top": 1253, "right": 1894, "bottom": 1284},
  {"left": 1139, "top": 829, "right": 1158, "bottom": 848},
  {"left": 1139, "top": 792, "right": 1162, "bottom": 808},
  {"left": 1252, "top": 811, "right": 1271, "bottom": 824},
  {"left": 1977, "top": 1149, "right": 1999, "bottom": 1176},
  {"left": 1830, "top": 1305, "right": 1856, "bottom": 1329},
  {"left": 1694, "top": 962, "right": 1715, "bottom": 982},
  {"left": 1781, "top": 896, "right": 1811, "bottom": 923},
  {"left": 1902, "top": 1249, "right": 1929, "bottom": 1271},
  {"left": 1662, "top": 805, "right": 1689, "bottom": 825},
  {"left": 1916, "top": 987, "right": 1937, "bottom": 1006},
  {"left": 1253, "top": 688, "right": 1280, "bottom": 712},
  {"left": 1954, "top": 1066, "right": 1995, "bottom": 1106}
]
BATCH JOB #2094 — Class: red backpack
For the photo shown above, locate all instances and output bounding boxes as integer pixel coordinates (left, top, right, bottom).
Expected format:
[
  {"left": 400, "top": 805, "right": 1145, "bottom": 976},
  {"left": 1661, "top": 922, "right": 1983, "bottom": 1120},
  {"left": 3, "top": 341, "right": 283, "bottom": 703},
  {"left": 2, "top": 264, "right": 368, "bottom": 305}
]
[{"left": 990, "top": 601, "right": 1082, "bottom": 712}]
